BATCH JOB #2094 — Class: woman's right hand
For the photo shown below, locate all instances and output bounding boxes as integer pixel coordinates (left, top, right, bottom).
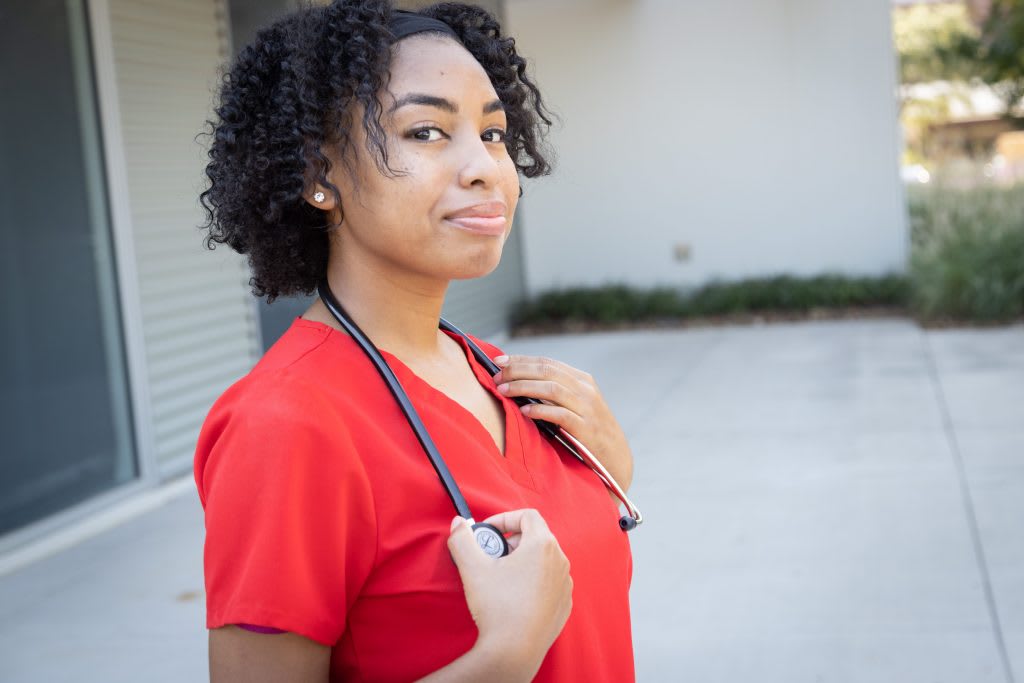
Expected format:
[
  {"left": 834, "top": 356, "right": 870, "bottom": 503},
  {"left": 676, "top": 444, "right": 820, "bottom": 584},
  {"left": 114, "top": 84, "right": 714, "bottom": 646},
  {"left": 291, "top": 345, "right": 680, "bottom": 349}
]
[{"left": 446, "top": 509, "right": 573, "bottom": 680}]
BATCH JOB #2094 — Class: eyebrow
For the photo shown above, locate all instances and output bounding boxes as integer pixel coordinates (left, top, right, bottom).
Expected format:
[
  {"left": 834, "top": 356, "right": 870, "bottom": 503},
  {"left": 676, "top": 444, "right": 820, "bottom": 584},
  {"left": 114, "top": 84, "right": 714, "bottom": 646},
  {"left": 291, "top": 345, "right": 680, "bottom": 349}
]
[{"left": 389, "top": 92, "right": 505, "bottom": 115}]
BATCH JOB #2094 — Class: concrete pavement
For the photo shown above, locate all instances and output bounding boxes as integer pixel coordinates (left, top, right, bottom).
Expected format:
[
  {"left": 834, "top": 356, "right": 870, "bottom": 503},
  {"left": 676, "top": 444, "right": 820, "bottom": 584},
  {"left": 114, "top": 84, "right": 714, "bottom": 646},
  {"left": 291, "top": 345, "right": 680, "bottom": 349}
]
[{"left": 1, "top": 318, "right": 1021, "bottom": 682}]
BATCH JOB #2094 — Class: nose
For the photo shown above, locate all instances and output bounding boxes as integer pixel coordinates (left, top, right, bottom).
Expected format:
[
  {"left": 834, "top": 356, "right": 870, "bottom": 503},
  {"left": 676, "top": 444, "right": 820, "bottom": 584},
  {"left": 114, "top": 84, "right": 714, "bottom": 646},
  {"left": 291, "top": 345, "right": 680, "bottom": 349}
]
[{"left": 455, "top": 131, "right": 502, "bottom": 190}]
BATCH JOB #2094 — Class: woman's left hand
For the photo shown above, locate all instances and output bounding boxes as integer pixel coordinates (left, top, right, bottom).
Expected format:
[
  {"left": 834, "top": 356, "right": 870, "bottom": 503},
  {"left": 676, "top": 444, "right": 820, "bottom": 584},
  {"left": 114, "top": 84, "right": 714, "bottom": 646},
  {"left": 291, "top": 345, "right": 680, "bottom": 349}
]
[{"left": 491, "top": 354, "right": 633, "bottom": 493}]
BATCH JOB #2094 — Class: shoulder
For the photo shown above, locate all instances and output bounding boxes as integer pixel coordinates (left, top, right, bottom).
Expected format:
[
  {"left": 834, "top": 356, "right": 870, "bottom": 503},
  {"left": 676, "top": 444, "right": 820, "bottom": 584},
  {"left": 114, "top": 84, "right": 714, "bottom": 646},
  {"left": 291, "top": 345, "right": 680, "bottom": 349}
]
[
  {"left": 200, "top": 367, "right": 330, "bottom": 437},
  {"left": 248, "top": 316, "right": 338, "bottom": 377},
  {"left": 193, "top": 328, "right": 372, "bottom": 506},
  {"left": 202, "top": 318, "right": 366, "bottom": 430},
  {"left": 461, "top": 330, "right": 507, "bottom": 361},
  {"left": 194, "top": 368, "right": 352, "bottom": 498}
]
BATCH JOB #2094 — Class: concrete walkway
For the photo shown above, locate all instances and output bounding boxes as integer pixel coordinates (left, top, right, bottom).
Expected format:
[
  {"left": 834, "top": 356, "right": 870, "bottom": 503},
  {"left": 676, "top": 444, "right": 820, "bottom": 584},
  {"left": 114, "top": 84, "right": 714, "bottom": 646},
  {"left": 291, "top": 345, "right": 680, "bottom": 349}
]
[{"left": 0, "top": 319, "right": 1021, "bottom": 682}]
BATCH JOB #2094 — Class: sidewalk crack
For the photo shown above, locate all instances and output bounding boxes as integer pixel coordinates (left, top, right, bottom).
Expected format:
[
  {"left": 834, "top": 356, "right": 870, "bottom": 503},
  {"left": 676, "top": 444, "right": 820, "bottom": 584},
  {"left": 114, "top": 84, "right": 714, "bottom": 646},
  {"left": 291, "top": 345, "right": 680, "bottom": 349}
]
[{"left": 922, "top": 330, "right": 1016, "bottom": 683}]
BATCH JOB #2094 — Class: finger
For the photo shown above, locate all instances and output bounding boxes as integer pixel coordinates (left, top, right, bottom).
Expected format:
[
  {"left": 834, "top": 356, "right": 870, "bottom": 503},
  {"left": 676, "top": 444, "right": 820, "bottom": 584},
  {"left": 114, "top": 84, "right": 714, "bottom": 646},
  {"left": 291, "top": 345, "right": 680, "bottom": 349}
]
[
  {"left": 493, "top": 356, "right": 593, "bottom": 386},
  {"left": 446, "top": 517, "right": 488, "bottom": 571},
  {"left": 518, "top": 401, "right": 585, "bottom": 432},
  {"left": 493, "top": 358, "right": 589, "bottom": 385},
  {"left": 498, "top": 379, "right": 577, "bottom": 407},
  {"left": 479, "top": 508, "right": 551, "bottom": 536}
]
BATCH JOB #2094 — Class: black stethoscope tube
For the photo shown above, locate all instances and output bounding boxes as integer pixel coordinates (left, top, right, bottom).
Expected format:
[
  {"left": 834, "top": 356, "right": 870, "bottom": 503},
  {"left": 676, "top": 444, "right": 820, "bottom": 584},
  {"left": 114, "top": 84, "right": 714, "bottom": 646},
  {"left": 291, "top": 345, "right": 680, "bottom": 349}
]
[
  {"left": 318, "top": 280, "right": 475, "bottom": 521},
  {"left": 317, "top": 278, "right": 642, "bottom": 549},
  {"left": 437, "top": 317, "right": 642, "bottom": 530}
]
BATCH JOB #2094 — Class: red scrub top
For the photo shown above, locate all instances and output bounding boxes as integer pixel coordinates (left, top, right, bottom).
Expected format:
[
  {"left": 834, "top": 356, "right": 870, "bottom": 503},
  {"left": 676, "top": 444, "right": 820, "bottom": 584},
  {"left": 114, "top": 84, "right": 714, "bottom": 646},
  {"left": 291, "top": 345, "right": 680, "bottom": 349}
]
[{"left": 194, "top": 317, "right": 635, "bottom": 682}]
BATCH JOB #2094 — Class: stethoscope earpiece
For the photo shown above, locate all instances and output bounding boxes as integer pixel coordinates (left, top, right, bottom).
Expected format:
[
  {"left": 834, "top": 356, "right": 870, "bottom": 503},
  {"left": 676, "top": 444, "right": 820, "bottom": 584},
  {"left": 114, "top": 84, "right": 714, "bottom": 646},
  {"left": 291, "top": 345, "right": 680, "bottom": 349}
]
[{"left": 618, "top": 516, "right": 637, "bottom": 532}]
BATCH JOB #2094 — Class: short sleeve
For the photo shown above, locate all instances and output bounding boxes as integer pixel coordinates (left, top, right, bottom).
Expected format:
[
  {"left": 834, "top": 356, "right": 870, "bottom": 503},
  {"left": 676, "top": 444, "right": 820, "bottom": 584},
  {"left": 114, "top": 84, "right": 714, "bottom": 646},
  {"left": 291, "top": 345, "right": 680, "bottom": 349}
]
[{"left": 194, "top": 374, "right": 377, "bottom": 646}]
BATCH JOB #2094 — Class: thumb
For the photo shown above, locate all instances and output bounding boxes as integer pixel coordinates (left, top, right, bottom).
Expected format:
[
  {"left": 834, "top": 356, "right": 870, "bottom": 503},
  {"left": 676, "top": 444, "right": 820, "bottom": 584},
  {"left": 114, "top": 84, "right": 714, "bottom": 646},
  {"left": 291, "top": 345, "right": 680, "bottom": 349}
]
[{"left": 447, "top": 516, "right": 486, "bottom": 573}]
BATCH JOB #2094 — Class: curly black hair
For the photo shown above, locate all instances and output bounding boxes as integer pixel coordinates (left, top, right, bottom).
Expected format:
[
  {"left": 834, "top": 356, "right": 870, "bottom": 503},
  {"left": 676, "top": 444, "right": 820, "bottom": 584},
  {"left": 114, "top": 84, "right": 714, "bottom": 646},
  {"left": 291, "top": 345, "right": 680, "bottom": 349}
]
[{"left": 198, "top": 0, "right": 554, "bottom": 303}]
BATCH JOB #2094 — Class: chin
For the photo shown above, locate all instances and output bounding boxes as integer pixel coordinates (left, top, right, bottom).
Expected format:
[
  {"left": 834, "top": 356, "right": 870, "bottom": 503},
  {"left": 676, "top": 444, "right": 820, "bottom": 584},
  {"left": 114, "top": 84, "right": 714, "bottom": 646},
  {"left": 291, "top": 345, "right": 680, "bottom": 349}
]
[{"left": 450, "top": 246, "right": 504, "bottom": 280}]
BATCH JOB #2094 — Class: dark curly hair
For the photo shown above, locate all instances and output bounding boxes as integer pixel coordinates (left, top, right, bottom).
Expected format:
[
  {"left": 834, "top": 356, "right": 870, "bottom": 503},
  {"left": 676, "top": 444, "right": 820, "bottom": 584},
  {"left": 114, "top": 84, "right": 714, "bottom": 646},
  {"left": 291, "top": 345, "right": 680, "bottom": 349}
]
[{"left": 198, "top": 0, "right": 554, "bottom": 303}]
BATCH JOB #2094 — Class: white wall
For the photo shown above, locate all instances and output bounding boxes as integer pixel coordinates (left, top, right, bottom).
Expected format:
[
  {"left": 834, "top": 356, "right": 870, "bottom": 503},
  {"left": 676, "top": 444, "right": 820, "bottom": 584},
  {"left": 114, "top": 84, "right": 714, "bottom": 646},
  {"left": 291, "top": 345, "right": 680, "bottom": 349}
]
[
  {"left": 505, "top": 0, "right": 909, "bottom": 294},
  {"left": 104, "top": 0, "right": 261, "bottom": 476}
]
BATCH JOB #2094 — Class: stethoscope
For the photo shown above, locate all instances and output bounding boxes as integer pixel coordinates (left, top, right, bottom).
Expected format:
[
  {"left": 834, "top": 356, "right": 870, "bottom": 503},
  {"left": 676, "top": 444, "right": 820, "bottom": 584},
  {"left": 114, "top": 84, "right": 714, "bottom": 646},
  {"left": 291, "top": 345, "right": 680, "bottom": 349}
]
[{"left": 317, "top": 278, "right": 643, "bottom": 559}]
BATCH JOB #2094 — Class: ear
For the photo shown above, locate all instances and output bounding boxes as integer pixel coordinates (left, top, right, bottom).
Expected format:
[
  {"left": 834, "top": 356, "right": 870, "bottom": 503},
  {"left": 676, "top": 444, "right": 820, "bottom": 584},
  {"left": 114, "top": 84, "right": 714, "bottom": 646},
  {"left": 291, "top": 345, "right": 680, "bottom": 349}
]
[{"left": 303, "top": 186, "right": 338, "bottom": 211}]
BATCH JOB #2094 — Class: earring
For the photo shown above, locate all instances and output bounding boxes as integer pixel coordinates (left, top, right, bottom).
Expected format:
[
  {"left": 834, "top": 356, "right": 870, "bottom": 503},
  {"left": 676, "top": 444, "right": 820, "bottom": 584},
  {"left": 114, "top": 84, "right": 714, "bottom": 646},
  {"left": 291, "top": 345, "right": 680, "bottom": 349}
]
[{"left": 313, "top": 191, "right": 325, "bottom": 203}]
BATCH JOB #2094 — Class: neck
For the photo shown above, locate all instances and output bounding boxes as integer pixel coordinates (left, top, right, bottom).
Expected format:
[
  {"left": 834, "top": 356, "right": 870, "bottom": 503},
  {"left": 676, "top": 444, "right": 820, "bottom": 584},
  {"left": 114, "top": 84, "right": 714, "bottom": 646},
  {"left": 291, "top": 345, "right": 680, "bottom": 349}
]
[{"left": 319, "top": 237, "right": 450, "bottom": 363}]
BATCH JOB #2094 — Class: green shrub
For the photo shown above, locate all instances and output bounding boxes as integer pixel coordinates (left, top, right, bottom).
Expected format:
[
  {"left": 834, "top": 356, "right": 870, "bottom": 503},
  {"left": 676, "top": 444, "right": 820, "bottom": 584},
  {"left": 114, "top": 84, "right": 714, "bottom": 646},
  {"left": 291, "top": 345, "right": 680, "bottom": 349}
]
[
  {"left": 511, "top": 183, "right": 1024, "bottom": 330},
  {"left": 512, "top": 274, "right": 908, "bottom": 328},
  {"left": 908, "top": 183, "right": 1024, "bottom": 322},
  {"left": 687, "top": 274, "right": 908, "bottom": 316},
  {"left": 510, "top": 284, "right": 687, "bottom": 326}
]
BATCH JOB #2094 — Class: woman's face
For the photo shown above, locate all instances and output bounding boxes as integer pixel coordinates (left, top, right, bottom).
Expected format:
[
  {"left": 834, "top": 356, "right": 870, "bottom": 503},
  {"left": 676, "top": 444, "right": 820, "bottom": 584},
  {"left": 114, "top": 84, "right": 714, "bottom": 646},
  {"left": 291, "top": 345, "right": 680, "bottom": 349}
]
[{"left": 319, "top": 34, "right": 520, "bottom": 284}]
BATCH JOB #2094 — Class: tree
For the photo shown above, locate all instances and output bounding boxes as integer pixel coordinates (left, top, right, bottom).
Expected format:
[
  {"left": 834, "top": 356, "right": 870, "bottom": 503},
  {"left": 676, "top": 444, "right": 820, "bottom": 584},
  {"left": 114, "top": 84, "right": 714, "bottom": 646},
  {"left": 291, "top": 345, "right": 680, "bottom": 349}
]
[
  {"left": 963, "top": 0, "right": 1024, "bottom": 118},
  {"left": 894, "top": 3, "right": 980, "bottom": 85},
  {"left": 896, "top": 0, "right": 1024, "bottom": 121}
]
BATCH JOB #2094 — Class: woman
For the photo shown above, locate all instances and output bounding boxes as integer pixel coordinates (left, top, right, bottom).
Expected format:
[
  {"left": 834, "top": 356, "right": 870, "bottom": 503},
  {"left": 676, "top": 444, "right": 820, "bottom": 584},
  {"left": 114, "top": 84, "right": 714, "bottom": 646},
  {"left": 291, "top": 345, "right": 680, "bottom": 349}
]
[{"left": 194, "top": 2, "right": 636, "bottom": 681}]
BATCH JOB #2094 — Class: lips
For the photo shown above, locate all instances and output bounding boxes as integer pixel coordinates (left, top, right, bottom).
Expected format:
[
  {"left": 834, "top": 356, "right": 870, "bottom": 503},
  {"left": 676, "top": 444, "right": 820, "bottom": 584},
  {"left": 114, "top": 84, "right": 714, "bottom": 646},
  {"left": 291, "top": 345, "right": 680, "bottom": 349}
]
[{"left": 444, "top": 201, "right": 508, "bottom": 235}]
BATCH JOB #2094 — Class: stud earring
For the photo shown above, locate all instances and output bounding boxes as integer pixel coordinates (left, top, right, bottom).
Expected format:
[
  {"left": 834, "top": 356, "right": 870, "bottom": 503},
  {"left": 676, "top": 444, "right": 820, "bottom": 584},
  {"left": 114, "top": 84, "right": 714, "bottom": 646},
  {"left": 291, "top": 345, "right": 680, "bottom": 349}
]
[{"left": 313, "top": 191, "right": 325, "bottom": 203}]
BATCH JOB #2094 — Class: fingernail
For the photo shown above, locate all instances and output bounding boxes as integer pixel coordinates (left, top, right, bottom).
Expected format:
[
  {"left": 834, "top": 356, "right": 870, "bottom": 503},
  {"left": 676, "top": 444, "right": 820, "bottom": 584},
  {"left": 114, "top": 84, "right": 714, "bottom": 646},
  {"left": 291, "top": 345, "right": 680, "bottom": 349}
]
[
  {"left": 450, "top": 516, "right": 463, "bottom": 532},
  {"left": 493, "top": 355, "right": 509, "bottom": 366}
]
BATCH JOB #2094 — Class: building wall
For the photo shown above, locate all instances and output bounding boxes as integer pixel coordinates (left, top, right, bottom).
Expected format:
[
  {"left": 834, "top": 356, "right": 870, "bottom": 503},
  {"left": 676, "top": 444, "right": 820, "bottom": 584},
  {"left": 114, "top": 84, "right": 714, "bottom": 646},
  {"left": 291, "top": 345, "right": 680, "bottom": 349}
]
[
  {"left": 104, "top": 0, "right": 261, "bottom": 476},
  {"left": 505, "top": 0, "right": 909, "bottom": 294}
]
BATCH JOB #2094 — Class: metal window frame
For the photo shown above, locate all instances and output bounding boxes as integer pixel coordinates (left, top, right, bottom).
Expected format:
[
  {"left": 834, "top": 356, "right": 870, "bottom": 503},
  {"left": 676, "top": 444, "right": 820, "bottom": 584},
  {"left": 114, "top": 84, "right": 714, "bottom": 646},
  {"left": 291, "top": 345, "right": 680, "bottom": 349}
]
[{"left": 86, "top": 0, "right": 160, "bottom": 486}]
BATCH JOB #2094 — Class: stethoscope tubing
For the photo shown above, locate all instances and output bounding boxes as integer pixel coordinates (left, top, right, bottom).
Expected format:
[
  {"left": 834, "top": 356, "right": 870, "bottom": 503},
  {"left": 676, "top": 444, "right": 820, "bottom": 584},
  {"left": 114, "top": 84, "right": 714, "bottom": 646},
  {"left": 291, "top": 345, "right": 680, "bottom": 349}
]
[
  {"left": 318, "top": 280, "right": 474, "bottom": 521},
  {"left": 437, "top": 318, "right": 643, "bottom": 530},
  {"left": 549, "top": 427, "right": 643, "bottom": 529},
  {"left": 317, "top": 279, "right": 643, "bottom": 532}
]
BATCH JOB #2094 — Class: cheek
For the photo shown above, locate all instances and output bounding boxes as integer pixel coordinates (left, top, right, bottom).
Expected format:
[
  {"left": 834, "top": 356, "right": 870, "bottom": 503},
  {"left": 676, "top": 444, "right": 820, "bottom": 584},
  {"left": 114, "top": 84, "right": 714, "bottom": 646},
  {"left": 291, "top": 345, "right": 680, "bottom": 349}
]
[
  {"left": 390, "top": 148, "right": 449, "bottom": 193},
  {"left": 501, "top": 165, "right": 521, "bottom": 209},
  {"left": 361, "top": 155, "right": 438, "bottom": 215}
]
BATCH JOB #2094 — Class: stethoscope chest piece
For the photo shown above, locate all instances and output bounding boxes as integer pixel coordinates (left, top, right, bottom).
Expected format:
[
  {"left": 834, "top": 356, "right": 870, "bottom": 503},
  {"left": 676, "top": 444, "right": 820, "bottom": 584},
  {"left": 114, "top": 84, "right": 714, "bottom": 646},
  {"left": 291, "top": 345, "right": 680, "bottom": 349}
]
[{"left": 472, "top": 522, "right": 509, "bottom": 558}]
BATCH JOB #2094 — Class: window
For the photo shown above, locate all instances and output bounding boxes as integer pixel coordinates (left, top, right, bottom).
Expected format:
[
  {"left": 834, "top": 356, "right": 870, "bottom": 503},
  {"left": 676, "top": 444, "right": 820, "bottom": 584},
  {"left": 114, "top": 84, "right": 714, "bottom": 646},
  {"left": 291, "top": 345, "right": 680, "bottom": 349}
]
[{"left": 0, "top": 0, "right": 136, "bottom": 536}]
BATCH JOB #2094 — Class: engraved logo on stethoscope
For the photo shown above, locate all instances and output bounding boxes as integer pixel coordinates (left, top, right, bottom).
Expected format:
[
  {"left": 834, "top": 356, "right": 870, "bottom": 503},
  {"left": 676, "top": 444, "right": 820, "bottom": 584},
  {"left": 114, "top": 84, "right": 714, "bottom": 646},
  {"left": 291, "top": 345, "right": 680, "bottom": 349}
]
[{"left": 475, "top": 528, "right": 504, "bottom": 557}]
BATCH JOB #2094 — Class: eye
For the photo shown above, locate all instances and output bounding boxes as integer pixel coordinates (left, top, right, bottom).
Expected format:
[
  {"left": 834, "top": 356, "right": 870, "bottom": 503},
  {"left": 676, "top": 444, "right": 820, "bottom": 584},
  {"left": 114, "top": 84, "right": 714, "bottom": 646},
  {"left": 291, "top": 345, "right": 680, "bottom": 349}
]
[
  {"left": 409, "top": 127, "right": 446, "bottom": 142},
  {"left": 482, "top": 128, "right": 507, "bottom": 143}
]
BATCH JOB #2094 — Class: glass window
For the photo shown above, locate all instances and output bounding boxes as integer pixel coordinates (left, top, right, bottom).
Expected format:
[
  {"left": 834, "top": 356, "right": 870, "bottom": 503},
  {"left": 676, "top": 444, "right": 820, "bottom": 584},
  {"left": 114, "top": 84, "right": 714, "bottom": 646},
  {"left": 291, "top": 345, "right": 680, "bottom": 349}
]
[{"left": 0, "top": 0, "right": 136, "bottom": 536}]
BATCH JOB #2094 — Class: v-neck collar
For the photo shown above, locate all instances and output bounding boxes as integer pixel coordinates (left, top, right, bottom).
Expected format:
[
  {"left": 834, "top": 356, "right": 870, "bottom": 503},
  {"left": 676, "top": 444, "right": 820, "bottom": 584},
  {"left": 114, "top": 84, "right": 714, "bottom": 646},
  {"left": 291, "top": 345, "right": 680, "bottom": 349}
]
[
  {"left": 300, "top": 318, "right": 535, "bottom": 488},
  {"left": 377, "top": 329, "right": 521, "bottom": 463}
]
